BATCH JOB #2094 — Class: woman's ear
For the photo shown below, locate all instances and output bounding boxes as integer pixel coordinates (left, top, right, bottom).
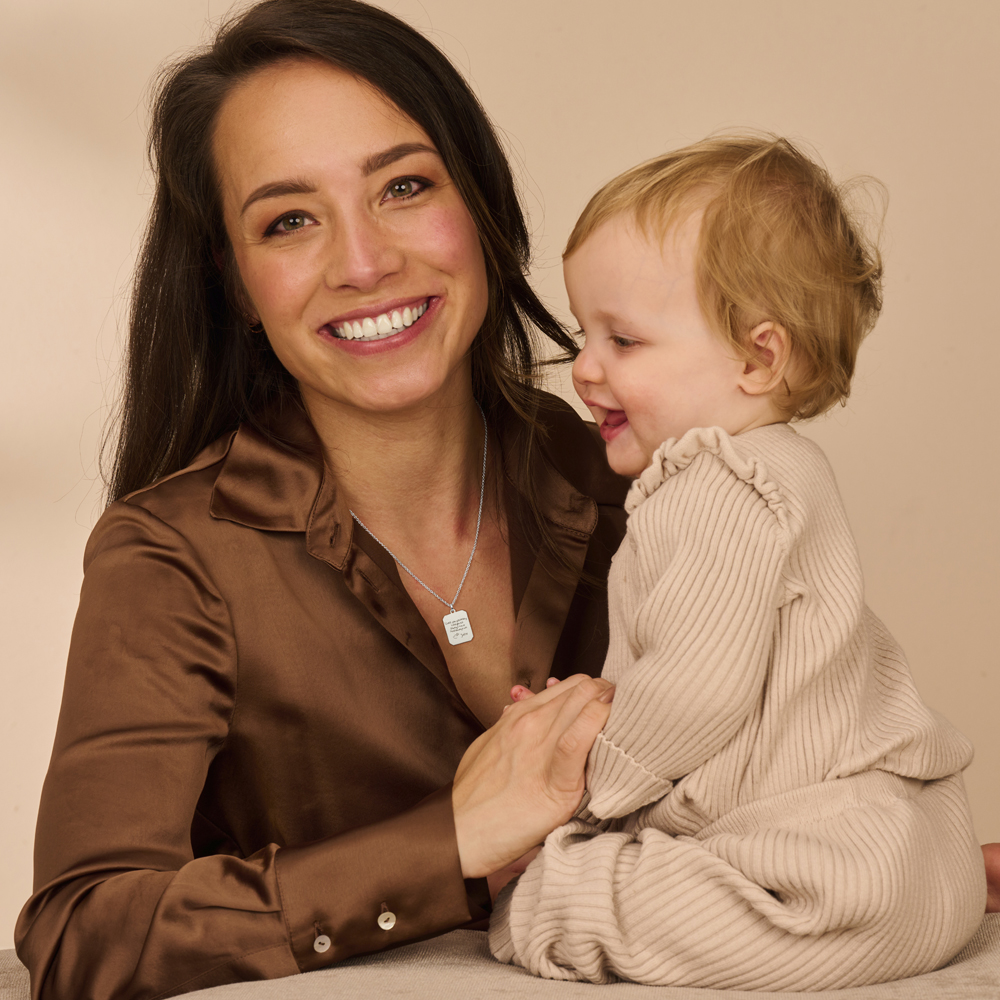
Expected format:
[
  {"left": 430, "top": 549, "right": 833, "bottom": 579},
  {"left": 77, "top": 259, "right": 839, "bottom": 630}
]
[{"left": 737, "top": 321, "right": 792, "bottom": 396}]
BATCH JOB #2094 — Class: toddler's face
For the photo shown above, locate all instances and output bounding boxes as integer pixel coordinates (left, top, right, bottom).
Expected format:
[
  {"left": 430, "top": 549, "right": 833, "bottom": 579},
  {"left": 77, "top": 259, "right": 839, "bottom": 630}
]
[{"left": 567, "top": 211, "right": 752, "bottom": 477}]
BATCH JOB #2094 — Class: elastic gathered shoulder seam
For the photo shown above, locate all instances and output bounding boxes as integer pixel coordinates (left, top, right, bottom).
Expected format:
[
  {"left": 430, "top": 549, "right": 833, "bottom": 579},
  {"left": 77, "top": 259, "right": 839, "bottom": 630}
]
[{"left": 628, "top": 429, "right": 792, "bottom": 547}]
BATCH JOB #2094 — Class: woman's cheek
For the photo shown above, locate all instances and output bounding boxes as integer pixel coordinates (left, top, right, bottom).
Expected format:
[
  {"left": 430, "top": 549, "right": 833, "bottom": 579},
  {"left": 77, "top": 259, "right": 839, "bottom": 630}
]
[
  {"left": 416, "top": 202, "right": 488, "bottom": 307},
  {"left": 237, "top": 240, "right": 322, "bottom": 327}
]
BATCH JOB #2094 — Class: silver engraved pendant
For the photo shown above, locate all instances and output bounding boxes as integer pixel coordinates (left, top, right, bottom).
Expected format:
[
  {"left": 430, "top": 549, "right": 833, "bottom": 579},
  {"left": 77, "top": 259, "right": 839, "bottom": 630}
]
[{"left": 442, "top": 609, "right": 474, "bottom": 645}]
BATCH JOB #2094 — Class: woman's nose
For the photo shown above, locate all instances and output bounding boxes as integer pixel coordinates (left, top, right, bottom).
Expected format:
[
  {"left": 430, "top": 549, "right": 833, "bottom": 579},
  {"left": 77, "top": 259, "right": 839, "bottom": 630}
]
[{"left": 325, "top": 211, "right": 404, "bottom": 291}]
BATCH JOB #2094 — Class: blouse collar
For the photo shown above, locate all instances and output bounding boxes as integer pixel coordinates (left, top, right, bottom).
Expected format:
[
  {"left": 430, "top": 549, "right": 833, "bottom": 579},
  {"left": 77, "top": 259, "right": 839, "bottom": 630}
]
[{"left": 208, "top": 394, "right": 626, "bottom": 568}]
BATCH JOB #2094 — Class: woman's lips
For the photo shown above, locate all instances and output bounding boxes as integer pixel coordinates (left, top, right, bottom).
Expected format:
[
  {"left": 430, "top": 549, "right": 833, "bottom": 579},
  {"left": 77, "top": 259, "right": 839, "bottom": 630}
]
[
  {"left": 317, "top": 296, "right": 440, "bottom": 356},
  {"left": 599, "top": 409, "right": 629, "bottom": 442},
  {"left": 325, "top": 297, "right": 429, "bottom": 341}
]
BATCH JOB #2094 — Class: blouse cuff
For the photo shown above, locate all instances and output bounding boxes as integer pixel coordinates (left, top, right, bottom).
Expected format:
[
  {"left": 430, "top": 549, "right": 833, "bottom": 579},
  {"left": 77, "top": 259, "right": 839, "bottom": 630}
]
[
  {"left": 275, "top": 784, "right": 473, "bottom": 971},
  {"left": 463, "top": 876, "right": 492, "bottom": 927}
]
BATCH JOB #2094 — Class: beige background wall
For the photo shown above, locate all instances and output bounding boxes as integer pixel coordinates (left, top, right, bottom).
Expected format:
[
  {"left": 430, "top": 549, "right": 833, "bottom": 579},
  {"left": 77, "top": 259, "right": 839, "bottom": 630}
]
[{"left": 1, "top": 0, "right": 997, "bottom": 949}]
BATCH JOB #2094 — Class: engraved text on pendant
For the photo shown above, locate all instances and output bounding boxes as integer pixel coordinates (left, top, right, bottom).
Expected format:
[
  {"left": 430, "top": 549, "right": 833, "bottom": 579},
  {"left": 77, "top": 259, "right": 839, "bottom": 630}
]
[{"left": 443, "top": 609, "right": 474, "bottom": 645}]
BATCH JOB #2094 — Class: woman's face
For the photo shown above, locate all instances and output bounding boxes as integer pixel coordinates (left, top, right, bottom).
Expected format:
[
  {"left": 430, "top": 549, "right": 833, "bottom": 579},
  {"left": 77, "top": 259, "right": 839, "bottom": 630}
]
[{"left": 213, "top": 58, "right": 489, "bottom": 418}]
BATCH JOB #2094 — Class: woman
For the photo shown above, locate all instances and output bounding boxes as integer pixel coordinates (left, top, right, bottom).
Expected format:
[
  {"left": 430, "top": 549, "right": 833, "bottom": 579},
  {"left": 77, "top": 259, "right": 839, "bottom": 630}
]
[{"left": 14, "top": 2, "right": 628, "bottom": 997}]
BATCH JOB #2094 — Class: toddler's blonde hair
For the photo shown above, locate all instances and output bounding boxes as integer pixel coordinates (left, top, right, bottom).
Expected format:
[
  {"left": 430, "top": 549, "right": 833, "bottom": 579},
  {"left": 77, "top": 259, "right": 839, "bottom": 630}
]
[{"left": 565, "top": 134, "right": 884, "bottom": 420}]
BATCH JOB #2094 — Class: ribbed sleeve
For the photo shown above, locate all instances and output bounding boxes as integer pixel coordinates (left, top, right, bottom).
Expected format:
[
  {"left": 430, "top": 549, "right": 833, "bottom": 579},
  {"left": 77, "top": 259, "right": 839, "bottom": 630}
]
[
  {"left": 490, "top": 425, "right": 984, "bottom": 989},
  {"left": 586, "top": 446, "right": 788, "bottom": 818}
]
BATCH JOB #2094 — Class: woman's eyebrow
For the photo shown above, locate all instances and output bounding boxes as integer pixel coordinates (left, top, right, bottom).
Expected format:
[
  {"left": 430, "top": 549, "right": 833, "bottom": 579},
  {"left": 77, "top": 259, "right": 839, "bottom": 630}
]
[
  {"left": 361, "top": 141, "right": 438, "bottom": 176},
  {"left": 240, "top": 179, "right": 316, "bottom": 218}
]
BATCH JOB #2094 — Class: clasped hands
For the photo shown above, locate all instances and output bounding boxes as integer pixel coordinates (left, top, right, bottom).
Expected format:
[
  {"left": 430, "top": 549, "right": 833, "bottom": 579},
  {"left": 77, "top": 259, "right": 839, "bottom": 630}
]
[{"left": 451, "top": 674, "right": 613, "bottom": 901}]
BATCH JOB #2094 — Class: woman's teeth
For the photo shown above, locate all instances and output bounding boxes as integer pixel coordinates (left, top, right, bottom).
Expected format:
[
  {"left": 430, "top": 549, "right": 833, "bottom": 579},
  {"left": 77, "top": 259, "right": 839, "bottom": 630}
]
[{"left": 333, "top": 300, "right": 429, "bottom": 341}]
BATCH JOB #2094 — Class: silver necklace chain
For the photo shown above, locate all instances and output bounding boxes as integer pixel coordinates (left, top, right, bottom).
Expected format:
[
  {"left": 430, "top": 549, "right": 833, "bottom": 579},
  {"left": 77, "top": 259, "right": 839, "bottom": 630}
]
[{"left": 349, "top": 404, "right": 488, "bottom": 614}]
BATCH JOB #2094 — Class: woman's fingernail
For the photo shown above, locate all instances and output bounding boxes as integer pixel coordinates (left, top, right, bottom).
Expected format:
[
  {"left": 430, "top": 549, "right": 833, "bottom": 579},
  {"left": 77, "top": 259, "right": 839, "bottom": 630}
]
[{"left": 598, "top": 687, "right": 615, "bottom": 703}]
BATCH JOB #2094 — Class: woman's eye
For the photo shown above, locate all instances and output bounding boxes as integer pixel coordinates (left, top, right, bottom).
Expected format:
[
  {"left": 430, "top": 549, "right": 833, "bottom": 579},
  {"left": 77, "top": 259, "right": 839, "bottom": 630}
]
[
  {"left": 266, "top": 212, "right": 314, "bottom": 236},
  {"left": 383, "top": 177, "right": 429, "bottom": 202}
]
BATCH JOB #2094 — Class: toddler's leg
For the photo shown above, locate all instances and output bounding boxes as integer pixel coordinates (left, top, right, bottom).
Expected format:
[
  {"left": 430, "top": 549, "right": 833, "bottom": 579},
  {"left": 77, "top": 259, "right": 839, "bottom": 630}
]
[{"left": 491, "top": 773, "right": 984, "bottom": 990}]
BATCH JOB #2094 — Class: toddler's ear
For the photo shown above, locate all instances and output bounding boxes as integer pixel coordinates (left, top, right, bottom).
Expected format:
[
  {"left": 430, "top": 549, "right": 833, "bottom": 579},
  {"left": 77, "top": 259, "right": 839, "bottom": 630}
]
[{"left": 737, "top": 321, "right": 792, "bottom": 396}]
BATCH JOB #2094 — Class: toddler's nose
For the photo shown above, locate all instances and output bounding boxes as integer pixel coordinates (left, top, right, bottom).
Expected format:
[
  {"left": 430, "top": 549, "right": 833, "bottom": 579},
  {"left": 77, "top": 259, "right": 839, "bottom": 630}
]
[{"left": 572, "top": 338, "right": 604, "bottom": 391}]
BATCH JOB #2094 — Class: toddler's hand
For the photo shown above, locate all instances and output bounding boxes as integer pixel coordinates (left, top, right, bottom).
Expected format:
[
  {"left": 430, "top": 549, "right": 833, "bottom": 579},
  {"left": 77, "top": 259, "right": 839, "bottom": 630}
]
[
  {"left": 487, "top": 845, "right": 542, "bottom": 904},
  {"left": 507, "top": 677, "right": 561, "bottom": 706}
]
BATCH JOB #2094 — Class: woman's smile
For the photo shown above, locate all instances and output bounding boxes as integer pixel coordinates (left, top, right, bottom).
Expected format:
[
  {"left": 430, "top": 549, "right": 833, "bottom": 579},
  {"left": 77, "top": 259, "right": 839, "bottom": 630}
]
[
  {"left": 322, "top": 295, "right": 431, "bottom": 342},
  {"left": 315, "top": 295, "right": 438, "bottom": 357}
]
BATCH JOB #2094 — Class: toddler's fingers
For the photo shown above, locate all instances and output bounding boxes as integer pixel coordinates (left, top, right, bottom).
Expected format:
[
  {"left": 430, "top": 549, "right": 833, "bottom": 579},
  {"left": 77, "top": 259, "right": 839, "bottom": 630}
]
[
  {"left": 503, "top": 673, "right": 603, "bottom": 718},
  {"left": 510, "top": 678, "right": 562, "bottom": 703}
]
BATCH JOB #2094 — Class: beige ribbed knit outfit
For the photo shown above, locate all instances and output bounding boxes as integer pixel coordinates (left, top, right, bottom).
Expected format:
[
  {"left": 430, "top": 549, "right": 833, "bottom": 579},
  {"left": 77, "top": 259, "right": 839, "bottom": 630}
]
[{"left": 489, "top": 423, "right": 985, "bottom": 990}]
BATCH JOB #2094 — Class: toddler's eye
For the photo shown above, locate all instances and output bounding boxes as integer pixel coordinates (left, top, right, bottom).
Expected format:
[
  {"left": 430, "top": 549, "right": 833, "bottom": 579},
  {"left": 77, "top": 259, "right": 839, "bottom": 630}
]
[{"left": 612, "top": 334, "right": 638, "bottom": 349}]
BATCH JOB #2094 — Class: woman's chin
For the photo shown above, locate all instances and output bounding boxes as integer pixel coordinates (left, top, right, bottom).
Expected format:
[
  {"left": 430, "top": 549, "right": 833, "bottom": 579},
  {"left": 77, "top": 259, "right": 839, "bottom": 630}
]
[{"left": 301, "top": 362, "right": 473, "bottom": 420}]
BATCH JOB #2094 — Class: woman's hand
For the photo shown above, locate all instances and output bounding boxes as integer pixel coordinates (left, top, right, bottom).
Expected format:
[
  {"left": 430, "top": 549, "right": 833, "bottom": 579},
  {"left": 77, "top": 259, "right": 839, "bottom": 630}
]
[{"left": 452, "top": 674, "right": 614, "bottom": 878}]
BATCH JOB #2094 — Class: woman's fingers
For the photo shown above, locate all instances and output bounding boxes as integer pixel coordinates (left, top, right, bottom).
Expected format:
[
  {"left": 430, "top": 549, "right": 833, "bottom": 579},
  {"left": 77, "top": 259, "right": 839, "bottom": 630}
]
[
  {"left": 510, "top": 673, "right": 607, "bottom": 711},
  {"left": 544, "top": 679, "right": 614, "bottom": 794},
  {"left": 548, "top": 674, "right": 614, "bottom": 739},
  {"left": 452, "top": 674, "right": 615, "bottom": 878}
]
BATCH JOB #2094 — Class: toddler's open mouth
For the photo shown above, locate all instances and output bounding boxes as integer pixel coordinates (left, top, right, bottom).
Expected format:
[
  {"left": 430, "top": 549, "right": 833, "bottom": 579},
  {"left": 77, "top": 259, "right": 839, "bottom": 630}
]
[{"left": 600, "top": 410, "right": 629, "bottom": 442}]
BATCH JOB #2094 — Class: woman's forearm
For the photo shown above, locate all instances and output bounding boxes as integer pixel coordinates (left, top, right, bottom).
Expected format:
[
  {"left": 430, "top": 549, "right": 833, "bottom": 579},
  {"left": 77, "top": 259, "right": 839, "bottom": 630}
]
[{"left": 17, "top": 504, "right": 483, "bottom": 1000}]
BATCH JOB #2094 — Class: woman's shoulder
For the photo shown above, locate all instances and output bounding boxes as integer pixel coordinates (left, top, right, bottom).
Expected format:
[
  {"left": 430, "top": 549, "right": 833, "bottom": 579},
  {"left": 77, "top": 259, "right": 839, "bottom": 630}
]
[
  {"left": 117, "top": 430, "right": 236, "bottom": 510},
  {"left": 86, "top": 430, "right": 238, "bottom": 568},
  {"left": 97, "top": 408, "right": 325, "bottom": 553}
]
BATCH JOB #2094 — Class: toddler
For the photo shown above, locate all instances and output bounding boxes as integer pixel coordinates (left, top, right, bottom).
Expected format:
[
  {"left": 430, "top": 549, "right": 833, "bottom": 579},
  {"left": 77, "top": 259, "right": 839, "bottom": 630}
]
[{"left": 488, "top": 135, "right": 985, "bottom": 990}]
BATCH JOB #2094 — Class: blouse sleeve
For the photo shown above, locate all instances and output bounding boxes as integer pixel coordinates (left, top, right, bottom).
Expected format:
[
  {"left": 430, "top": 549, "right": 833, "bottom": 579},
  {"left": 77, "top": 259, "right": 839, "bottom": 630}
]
[
  {"left": 15, "top": 504, "right": 479, "bottom": 1000},
  {"left": 584, "top": 448, "right": 790, "bottom": 819}
]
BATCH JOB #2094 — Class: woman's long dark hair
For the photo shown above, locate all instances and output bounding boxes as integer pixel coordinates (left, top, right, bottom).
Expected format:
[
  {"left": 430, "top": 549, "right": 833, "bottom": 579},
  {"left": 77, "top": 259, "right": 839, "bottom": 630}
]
[{"left": 107, "top": 0, "right": 579, "bottom": 556}]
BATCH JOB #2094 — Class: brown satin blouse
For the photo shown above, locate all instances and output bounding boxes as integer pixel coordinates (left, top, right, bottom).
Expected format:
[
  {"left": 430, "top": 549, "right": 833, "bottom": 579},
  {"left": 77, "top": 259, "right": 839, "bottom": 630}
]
[{"left": 15, "top": 394, "right": 629, "bottom": 1000}]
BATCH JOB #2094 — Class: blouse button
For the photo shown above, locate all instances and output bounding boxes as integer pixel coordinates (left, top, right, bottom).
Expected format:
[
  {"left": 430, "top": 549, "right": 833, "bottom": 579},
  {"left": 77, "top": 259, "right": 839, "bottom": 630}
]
[
  {"left": 377, "top": 910, "right": 397, "bottom": 930},
  {"left": 313, "top": 934, "right": 332, "bottom": 953}
]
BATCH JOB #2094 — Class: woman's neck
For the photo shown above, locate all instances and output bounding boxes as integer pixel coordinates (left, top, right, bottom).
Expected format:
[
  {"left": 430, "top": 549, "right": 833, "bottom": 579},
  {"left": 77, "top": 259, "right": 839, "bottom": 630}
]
[{"left": 300, "top": 382, "right": 488, "bottom": 549}]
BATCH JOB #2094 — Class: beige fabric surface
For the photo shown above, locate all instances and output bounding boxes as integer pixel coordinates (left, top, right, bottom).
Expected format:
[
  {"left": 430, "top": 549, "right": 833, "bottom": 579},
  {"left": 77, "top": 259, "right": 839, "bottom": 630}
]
[{"left": 2, "top": 916, "right": 1000, "bottom": 999}]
